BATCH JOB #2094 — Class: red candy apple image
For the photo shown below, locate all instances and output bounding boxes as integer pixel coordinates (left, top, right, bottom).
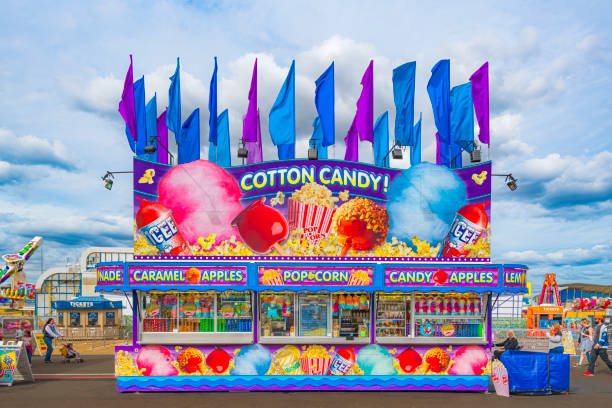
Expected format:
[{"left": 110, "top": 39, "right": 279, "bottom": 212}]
[
  {"left": 205, "top": 347, "right": 233, "bottom": 374},
  {"left": 397, "top": 348, "right": 422, "bottom": 374},
  {"left": 432, "top": 269, "right": 448, "bottom": 285},
  {"left": 231, "top": 198, "right": 289, "bottom": 255}
]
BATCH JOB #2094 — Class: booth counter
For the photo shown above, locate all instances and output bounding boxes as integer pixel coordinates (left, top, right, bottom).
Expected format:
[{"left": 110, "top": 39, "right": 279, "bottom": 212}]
[{"left": 96, "top": 262, "right": 527, "bottom": 392}]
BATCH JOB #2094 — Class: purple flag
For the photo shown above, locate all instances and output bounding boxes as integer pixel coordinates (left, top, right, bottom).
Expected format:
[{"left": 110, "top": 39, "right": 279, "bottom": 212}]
[
  {"left": 355, "top": 60, "right": 374, "bottom": 143},
  {"left": 470, "top": 62, "right": 489, "bottom": 145},
  {"left": 118, "top": 55, "right": 137, "bottom": 142},
  {"left": 156, "top": 109, "right": 168, "bottom": 164},
  {"left": 246, "top": 110, "right": 263, "bottom": 164},
  {"left": 344, "top": 117, "right": 359, "bottom": 161},
  {"left": 243, "top": 59, "right": 258, "bottom": 143}
]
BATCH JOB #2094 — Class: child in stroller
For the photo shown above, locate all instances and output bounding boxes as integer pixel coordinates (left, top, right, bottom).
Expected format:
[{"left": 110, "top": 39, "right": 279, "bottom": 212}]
[{"left": 61, "top": 343, "right": 83, "bottom": 363}]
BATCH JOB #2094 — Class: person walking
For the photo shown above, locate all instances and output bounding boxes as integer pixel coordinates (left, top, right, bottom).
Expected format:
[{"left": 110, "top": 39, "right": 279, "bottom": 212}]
[
  {"left": 584, "top": 317, "right": 612, "bottom": 376},
  {"left": 42, "top": 318, "right": 62, "bottom": 363},
  {"left": 493, "top": 329, "right": 519, "bottom": 360},
  {"left": 21, "top": 330, "right": 34, "bottom": 364},
  {"left": 576, "top": 319, "right": 593, "bottom": 367},
  {"left": 547, "top": 322, "right": 564, "bottom": 354}
]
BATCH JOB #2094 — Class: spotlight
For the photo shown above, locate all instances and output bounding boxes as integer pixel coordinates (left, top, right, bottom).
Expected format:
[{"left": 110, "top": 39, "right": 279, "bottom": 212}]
[
  {"left": 144, "top": 139, "right": 157, "bottom": 154},
  {"left": 391, "top": 146, "right": 403, "bottom": 160},
  {"left": 506, "top": 174, "right": 518, "bottom": 191},
  {"left": 470, "top": 143, "right": 481, "bottom": 163},
  {"left": 237, "top": 146, "right": 248, "bottom": 159},
  {"left": 308, "top": 148, "right": 318, "bottom": 160}
]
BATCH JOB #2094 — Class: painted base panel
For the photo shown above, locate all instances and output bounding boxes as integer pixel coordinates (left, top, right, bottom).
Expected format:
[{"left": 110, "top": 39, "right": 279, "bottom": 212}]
[{"left": 117, "top": 375, "right": 488, "bottom": 392}]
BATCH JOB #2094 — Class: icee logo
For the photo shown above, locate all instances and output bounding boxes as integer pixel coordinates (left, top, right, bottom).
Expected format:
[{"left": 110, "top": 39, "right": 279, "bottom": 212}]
[
  {"left": 141, "top": 216, "right": 179, "bottom": 250},
  {"left": 449, "top": 215, "right": 481, "bottom": 245}
]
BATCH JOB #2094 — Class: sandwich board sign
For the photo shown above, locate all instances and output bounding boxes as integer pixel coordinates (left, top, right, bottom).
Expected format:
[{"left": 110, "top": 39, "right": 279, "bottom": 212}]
[{"left": 0, "top": 341, "right": 34, "bottom": 386}]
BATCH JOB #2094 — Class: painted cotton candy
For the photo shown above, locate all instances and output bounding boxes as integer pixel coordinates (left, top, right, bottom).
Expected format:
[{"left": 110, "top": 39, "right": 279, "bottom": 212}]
[
  {"left": 158, "top": 160, "right": 244, "bottom": 245},
  {"left": 387, "top": 162, "right": 466, "bottom": 245},
  {"left": 447, "top": 345, "right": 489, "bottom": 375},
  {"left": 136, "top": 345, "right": 178, "bottom": 376},
  {"left": 231, "top": 344, "right": 272, "bottom": 375},
  {"left": 355, "top": 344, "right": 396, "bottom": 375}
]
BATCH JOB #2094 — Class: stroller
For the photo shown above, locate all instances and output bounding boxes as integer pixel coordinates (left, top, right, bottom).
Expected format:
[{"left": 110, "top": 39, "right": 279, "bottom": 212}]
[{"left": 60, "top": 343, "right": 84, "bottom": 363}]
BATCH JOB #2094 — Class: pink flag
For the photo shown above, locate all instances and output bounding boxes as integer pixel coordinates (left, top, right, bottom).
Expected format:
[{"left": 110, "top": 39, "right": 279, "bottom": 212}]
[
  {"left": 470, "top": 62, "right": 489, "bottom": 145},
  {"left": 118, "top": 55, "right": 137, "bottom": 141},
  {"left": 243, "top": 59, "right": 258, "bottom": 143},
  {"left": 246, "top": 109, "right": 263, "bottom": 164},
  {"left": 355, "top": 60, "right": 374, "bottom": 143},
  {"left": 156, "top": 109, "right": 168, "bottom": 164},
  {"left": 344, "top": 117, "right": 359, "bottom": 161}
]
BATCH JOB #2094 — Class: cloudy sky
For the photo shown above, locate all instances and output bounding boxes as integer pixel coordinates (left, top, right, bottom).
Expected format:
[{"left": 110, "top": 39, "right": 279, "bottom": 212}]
[{"left": 1, "top": 0, "right": 611, "bottom": 290}]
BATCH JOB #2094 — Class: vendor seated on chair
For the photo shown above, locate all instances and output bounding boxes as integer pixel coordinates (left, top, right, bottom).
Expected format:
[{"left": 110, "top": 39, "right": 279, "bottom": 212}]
[{"left": 494, "top": 330, "right": 519, "bottom": 360}]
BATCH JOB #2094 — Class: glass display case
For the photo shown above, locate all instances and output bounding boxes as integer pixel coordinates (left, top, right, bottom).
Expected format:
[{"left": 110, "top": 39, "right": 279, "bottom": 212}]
[
  {"left": 140, "top": 290, "right": 254, "bottom": 344},
  {"left": 375, "top": 292, "right": 488, "bottom": 344},
  {"left": 259, "top": 291, "right": 370, "bottom": 344}
]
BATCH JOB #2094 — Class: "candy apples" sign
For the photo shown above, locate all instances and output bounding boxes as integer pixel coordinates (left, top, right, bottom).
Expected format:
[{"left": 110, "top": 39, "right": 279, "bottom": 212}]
[
  {"left": 385, "top": 267, "right": 498, "bottom": 287},
  {"left": 259, "top": 266, "right": 373, "bottom": 286},
  {"left": 128, "top": 266, "right": 247, "bottom": 285}
]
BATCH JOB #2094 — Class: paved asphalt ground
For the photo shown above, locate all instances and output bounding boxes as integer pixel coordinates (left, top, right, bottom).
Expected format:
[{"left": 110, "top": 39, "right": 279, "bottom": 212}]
[{"left": 2, "top": 355, "right": 610, "bottom": 408}]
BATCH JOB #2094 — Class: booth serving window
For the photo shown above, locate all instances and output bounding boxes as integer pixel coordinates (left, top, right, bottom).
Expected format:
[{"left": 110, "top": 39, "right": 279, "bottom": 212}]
[
  {"left": 57, "top": 313, "right": 64, "bottom": 326},
  {"left": 375, "top": 292, "right": 488, "bottom": 344},
  {"left": 87, "top": 312, "right": 99, "bottom": 326},
  {"left": 69, "top": 312, "right": 81, "bottom": 327},
  {"left": 105, "top": 312, "right": 116, "bottom": 326},
  {"left": 139, "top": 291, "right": 254, "bottom": 344},
  {"left": 259, "top": 291, "right": 370, "bottom": 344}
]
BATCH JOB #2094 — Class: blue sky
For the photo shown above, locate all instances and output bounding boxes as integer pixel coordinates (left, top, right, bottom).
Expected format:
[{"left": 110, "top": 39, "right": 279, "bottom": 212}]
[{"left": 1, "top": 0, "right": 611, "bottom": 290}]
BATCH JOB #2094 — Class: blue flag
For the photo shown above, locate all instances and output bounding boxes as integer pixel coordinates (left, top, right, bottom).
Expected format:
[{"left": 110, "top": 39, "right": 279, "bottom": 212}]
[
  {"left": 450, "top": 82, "right": 474, "bottom": 159},
  {"left": 269, "top": 61, "right": 296, "bottom": 159},
  {"left": 209, "top": 57, "right": 218, "bottom": 145},
  {"left": 392, "top": 61, "right": 416, "bottom": 146},
  {"left": 134, "top": 76, "right": 147, "bottom": 156},
  {"left": 125, "top": 125, "right": 135, "bottom": 153},
  {"left": 216, "top": 109, "right": 231, "bottom": 167},
  {"left": 144, "top": 94, "right": 158, "bottom": 162},
  {"left": 410, "top": 113, "right": 422, "bottom": 165},
  {"left": 374, "top": 111, "right": 389, "bottom": 167},
  {"left": 310, "top": 117, "right": 327, "bottom": 159},
  {"left": 177, "top": 108, "right": 200, "bottom": 164},
  {"left": 167, "top": 57, "right": 181, "bottom": 137},
  {"left": 315, "top": 62, "right": 335, "bottom": 147},
  {"left": 427, "top": 59, "right": 451, "bottom": 146}
]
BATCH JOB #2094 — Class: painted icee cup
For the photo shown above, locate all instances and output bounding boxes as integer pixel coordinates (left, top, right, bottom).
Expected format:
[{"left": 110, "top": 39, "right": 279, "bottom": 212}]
[{"left": 287, "top": 199, "right": 336, "bottom": 245}]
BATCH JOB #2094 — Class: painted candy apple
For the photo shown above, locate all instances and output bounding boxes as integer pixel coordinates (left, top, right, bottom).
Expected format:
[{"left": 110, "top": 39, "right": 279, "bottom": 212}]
[
  {"left": 447, "top": 345, "right": 489, "bottom": 376},
  {"left": 185, "top": 267, "right": 201, "bottom": 284},
  {"left": 177, "top": 347, "right": 205, "bottom": 374},
  {"left": 432, "top": 269, "right": 448, "bottom": 285},
  {"left": 206, "top": 347, "right": 233, "bottom": 374},
  {"left": 397, "top": 348, "right": 422, "bottom": 374},
  {"left": 422, "top": 347, "right": 450, "bottom": 374},
  {"left": 231, "top": 198, "right": 288, "bottom": 254},
  {"left": 136, "top": 345, "right": 179, "bottom": 376}
]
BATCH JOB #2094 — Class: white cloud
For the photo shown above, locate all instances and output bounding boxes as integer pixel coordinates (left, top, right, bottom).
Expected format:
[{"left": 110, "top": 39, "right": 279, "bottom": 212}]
[
  {"left": 501, "top": 242, "right": 612, "bottom": 267},
  {"left": 0, "top": 128, "right": 77, "bottom": 170}
]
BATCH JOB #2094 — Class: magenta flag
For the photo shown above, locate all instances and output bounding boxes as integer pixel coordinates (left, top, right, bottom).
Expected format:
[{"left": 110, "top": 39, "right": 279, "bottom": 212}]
[
  {"left": 156, "top": 109, "right": 168, "bottom": 164},
  {"left": 118, "top": 55, "right": 137, "bottom": 142},
  {"left": 344, "top": 117, "right": 359, "bottom": 161},
  {"left": 435, "top": 132, "right": 441, "bottom": 165},
  {"left": 470, "top": 62, "right": 489, "bottom": 144},
  {"left": 246, "top": 109, "right": 263, "bottom": 164},
  {"left": 243, "top": 59, "right": 258, "bottom": 143},
  {"left": 355, "top": 60, "right": 374, "bottom": 143}
]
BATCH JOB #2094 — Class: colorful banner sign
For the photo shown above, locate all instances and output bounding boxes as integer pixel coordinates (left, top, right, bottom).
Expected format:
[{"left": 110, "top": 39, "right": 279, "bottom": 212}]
[
  {"left": 259, "top": 266, "right": 373, "bottom": 286},
  {"left": 97, "top": 266, "right": 124, "bottom": 285},
  {"left": 385, "top": 267, "right": 498, "bottom": 287},
  {"left": 128, "top": 266, "right": 247, "bottom": 285},
  {"left": 503, "top": 268, "right": 526, "bottom": 287},
  {"left": 33, "top": 331, "right": 47, "bottom": 356},
  {"left": 133, "top": 158, "right": 491, "bottom": 263}
]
